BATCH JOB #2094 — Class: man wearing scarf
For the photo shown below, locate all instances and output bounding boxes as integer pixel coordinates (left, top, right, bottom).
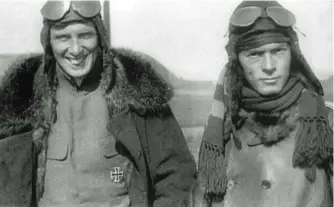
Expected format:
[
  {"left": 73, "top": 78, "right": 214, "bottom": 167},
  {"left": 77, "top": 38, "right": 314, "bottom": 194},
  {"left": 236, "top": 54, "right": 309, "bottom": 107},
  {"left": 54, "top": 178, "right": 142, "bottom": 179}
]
[
  {"left": 0, "top": 1, "right": 196, "bottom": 206},
  {"left": 193, "top": 1, "right": 333, "bottom": 206}
]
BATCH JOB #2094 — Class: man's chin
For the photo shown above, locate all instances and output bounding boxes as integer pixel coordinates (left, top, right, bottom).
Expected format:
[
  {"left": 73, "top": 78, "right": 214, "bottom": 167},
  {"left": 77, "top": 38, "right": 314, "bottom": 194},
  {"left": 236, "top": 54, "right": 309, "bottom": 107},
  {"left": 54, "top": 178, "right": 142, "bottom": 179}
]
[
  {"left": 61, "top": 67, "right": 90, "bottom": 78},
  {"left": 255, "top": 83, "right": 284, "bottom": 97},
  {"left": 259, "top": 89, "right": 282, "bottom": 97},
  {"left": 60, "top": 62, "right": 92, "bottom": 76},
  {"left": 69, "top": 70, "right": 90, "bottom": 78}
]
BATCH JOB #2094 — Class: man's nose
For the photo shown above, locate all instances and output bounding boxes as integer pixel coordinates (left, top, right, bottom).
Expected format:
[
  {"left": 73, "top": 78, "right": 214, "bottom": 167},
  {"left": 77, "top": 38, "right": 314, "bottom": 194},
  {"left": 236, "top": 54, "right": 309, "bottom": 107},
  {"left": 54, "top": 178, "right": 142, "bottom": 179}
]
[
  {"left": 262, "top": 53, "right": 276, "bottom": 74},
  {"left": 68, "top": 39, "right": 82, "bottom": 56}
]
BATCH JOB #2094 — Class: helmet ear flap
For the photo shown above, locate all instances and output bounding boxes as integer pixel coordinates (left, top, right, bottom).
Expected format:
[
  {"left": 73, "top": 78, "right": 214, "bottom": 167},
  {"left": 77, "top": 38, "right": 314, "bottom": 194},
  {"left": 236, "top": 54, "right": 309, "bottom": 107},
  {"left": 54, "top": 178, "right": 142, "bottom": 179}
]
[
  {"left": 40, "top": 20, "right": 55, "bottom": 74},
  {"left": 93, "top": 15, "right": 111, "bottom": 49},
  {"left": 287, "top": 29, "right": 324, "bottom": 95},
  {"left": 40, "top": 20, "right": 49, "bottom": 52}
]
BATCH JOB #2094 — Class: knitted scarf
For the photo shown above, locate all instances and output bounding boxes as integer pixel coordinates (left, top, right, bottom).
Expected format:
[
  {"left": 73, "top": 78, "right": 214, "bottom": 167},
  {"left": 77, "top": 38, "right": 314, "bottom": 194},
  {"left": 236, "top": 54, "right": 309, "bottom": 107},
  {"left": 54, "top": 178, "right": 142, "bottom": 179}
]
[
  {"left": 241, "top": 77, "right": 302, "bottom": 112},
  {"left": 198, "top": 75, "right": 333, "bottom": 197}
]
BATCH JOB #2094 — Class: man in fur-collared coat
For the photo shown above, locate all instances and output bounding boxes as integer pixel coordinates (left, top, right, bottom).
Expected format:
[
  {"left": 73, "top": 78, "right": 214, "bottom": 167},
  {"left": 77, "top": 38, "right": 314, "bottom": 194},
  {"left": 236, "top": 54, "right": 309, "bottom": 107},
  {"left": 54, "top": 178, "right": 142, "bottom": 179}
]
[
  {"left": 192, "top": 1, "right": 333, "bottom": 207},
  {"left": 0, "top": 1, "right": 196, "bottom": 207}
]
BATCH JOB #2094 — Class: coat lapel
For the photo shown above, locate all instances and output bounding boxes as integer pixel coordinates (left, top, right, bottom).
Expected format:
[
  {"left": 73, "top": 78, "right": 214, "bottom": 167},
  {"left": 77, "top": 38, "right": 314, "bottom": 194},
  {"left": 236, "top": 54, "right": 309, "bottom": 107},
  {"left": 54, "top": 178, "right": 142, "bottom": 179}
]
[{"left": 107, "top": 110, "right": 144, "bottom": 171}]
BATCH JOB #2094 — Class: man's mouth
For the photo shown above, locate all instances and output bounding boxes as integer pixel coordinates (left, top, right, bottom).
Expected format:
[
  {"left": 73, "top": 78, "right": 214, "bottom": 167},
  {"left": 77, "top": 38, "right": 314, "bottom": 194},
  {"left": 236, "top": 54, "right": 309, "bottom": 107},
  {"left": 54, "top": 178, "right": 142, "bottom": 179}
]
[
  {"left": 261, "top": 77, "right": 280, "bottom": 84},
  {"left": 66, "top": 55, "right": 87, "bottom": 66}
]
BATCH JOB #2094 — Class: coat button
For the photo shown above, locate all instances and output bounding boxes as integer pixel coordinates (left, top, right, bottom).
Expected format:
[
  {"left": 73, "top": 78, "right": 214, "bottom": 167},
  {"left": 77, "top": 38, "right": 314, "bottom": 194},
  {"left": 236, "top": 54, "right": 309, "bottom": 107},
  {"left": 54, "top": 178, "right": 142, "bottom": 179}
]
[
  {"left": 261, "top": 180, "right": 271, "bottom": 189},
  {"left": 227, "top": 179, "right": 235, "bottom": 190}
]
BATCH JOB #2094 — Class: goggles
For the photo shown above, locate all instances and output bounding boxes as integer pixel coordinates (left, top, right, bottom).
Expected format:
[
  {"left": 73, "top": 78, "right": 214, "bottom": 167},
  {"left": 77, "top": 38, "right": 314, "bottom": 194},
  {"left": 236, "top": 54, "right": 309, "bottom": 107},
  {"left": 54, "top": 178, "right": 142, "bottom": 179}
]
[
  {"left": 41, "top": 0, "right": 101, "bottom": 21},
  {"left": 229, "top": 6, "right": 296, "bottom": 27}
]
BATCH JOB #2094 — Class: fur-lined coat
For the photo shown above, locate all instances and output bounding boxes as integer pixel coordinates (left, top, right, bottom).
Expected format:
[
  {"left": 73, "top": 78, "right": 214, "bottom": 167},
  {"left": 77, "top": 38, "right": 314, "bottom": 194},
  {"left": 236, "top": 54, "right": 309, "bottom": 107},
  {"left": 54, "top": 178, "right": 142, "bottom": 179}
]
[{"left": 0, "top": 48, "right": 197, "bottom": 207}]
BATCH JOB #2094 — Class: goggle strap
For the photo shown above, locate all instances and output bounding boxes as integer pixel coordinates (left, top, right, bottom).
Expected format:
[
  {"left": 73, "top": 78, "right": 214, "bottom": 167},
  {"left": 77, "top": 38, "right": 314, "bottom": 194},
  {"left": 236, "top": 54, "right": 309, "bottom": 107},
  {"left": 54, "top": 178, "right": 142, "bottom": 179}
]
[
  {"left": 293, "top": 26, "right": 306, "bottom": 37},
  {"left": 223, "top": 30, "right": 229, "bottom": 38}
]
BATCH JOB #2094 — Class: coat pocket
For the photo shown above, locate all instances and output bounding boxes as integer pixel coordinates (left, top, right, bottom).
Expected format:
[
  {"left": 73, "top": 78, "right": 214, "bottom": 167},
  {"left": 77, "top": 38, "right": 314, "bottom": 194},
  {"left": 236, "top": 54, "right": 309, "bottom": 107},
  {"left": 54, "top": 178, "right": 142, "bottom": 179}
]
[
  {"left": 46, "top": 128, "right": 69, "bottom": 161},
  {"left": 101, "top": 134, "right": 131, "bottom": 172},
  {"left": 0, "top": 131, "right": 33, "bottom": 206},
  {"left": 102, "top": 133, "right": 120, "bottom": 159},
  {"left": 101, "top": 134, "right": 133, "bottom": 196}
]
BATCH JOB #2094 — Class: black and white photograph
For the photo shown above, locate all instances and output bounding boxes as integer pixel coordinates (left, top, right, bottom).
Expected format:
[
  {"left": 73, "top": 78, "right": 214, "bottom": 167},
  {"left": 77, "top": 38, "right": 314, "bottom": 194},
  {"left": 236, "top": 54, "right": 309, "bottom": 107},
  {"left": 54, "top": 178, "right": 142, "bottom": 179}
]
[{"left": 0, "top": 0, "right": 333, "bottom": 206}]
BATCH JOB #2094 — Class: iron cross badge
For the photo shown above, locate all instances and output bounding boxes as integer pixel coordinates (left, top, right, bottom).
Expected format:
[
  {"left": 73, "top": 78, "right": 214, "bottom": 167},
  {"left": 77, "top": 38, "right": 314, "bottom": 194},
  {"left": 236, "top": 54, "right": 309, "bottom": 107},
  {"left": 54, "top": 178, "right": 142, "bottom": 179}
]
[{"left": 110, "top": 167, "right": 124, "bottom": 183}]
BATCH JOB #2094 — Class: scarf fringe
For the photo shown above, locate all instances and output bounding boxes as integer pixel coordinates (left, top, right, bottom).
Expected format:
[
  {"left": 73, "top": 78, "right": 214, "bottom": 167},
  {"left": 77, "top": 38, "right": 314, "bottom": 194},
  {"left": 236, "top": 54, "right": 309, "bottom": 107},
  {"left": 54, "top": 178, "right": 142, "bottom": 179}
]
[
  {"left": 198, "top": 114, "right": 231, "bottom": 196},
  {"left": 198, "top": 140, "right": 227, "bottom": 196},
  {"left": 293, "top": 116, "right": 333, "bottom": 168}
]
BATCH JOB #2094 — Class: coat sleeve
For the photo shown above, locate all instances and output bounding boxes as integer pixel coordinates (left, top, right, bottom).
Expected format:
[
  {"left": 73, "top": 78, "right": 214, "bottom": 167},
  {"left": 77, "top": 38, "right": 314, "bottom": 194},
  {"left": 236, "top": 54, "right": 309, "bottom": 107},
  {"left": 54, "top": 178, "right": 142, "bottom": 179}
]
[
  {"left": 141, "top": 106, "right": 197, "bottom": 207},
  {"left": 0, "top": 55, "right": 42, "bottom": 206},
  {"left": 0, "top": 131, "right": 34, "bottom": 206}
]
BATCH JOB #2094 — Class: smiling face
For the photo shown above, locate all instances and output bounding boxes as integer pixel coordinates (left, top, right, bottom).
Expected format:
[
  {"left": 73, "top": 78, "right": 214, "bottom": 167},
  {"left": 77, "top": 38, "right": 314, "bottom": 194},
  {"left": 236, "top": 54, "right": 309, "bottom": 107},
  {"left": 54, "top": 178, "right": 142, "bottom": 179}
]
[
  {"left": 238, "top": 42, "right": 291, "bottom": 96},
  {"left": 50, "top": 20, "right": 99, "bottom": 80}
]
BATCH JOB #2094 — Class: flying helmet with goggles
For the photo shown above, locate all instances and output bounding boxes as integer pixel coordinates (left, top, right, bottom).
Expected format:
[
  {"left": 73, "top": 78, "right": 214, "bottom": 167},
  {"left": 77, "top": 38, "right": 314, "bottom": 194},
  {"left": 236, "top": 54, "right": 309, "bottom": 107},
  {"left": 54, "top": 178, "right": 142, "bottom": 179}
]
[
  {"left": 226, "top": 1, "right": 297, "bottom": 58},
  {"left": 40, "top": 0, "right": 113, "bottom": 74},
  {"left": 224, "top": 0, "right": 323, "bottom": 99}
]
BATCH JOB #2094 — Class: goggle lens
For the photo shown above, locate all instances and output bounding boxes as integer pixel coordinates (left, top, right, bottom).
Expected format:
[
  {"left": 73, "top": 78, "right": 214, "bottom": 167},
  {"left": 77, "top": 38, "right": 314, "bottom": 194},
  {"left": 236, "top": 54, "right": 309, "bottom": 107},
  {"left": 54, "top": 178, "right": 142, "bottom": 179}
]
[
  {"left": 266, "top": 7, "right": 296, "bottom": 27},
  {"left": 41, "top": 0, "right": 101, "bottom": 21},
  {"left": 230, "top": 7, "right": 262, "bottom": 27},
  {"left": 71, "top": 1, "right": 101, "bottom": 18},
  {"left": 230, "top": 6, "right": 296, "bottom": 27}
]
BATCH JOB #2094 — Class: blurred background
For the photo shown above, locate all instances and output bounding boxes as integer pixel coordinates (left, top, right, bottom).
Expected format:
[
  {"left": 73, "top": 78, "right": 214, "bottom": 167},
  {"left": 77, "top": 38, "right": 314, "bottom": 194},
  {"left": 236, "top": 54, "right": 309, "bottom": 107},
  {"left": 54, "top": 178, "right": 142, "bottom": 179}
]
[{"left": 0, "top": 0, "right": 333, "bottom": 162}]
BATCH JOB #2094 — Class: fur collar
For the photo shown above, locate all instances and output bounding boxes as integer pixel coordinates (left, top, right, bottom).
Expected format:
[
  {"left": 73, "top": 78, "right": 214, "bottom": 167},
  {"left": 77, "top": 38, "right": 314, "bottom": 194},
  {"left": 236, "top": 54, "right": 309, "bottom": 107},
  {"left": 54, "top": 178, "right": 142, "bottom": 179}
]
[
  {"left": 0, "top": 48, "right": 174, "bottom": 139},
  {"left": 237, "top": 103, "right": 300, "bottom": 146}
]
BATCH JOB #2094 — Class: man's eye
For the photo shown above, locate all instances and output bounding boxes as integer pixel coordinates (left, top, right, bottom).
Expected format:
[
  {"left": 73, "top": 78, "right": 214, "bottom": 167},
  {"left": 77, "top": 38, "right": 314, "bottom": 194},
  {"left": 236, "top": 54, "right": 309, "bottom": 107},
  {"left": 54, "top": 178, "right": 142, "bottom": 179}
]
[
  {"left": 247, "top": 52, "right": 261, "bottom": 58},
  {"left": 273, "top": 48, "right": 286, "bottom": 54},
  {"left": 55, "top": 35, "right": 69, "bottom": 41},
  {"left": 80, "top": 33, "right": 94, "bottom": 39}
]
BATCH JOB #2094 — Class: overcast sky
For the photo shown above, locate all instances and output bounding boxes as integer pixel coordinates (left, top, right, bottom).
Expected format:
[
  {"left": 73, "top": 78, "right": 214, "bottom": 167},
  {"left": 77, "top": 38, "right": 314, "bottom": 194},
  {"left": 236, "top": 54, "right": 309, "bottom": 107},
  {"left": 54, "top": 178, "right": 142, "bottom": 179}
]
[{"left": 0, "top": 0, "right": 333, "bottom": 81}]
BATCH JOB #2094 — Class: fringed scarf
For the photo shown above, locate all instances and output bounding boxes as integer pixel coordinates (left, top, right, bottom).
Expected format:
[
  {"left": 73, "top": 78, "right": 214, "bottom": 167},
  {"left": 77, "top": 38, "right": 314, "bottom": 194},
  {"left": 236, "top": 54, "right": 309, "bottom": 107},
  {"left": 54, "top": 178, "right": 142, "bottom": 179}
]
[{"left": 198, "top": 75, "right": 333, "bottom": 197}]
